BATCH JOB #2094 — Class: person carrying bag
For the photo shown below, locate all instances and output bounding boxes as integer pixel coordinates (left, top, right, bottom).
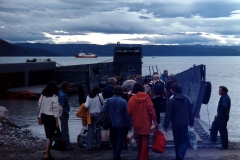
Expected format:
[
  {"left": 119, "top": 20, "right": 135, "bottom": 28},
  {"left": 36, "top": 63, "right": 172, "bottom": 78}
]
[{"left": 152, "top": 128, "right": 166, "bottom": 153}]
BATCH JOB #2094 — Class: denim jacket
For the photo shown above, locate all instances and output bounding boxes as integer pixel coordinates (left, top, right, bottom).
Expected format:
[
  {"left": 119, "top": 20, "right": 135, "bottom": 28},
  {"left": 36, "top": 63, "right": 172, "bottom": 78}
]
[
  {"left": 59, "top": 90, "right": 70, "bottom": 118},
  {"left": 101, "top": 95, "right": 132, "bottom": 128}
]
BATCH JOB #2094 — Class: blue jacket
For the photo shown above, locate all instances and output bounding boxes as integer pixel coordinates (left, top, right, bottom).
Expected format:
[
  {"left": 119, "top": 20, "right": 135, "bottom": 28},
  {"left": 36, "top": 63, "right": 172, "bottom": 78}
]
[
  {"left": 217, "top": 93, "right": 231, "bottom": 117},
  {"left": 101, "top": 95, "right": 132, "bottom": 128},
  {"left": 164, "top": 93, "right": 194, "bottom": 128},
  {"left": 160, "top": 74, "right": 169, "bottom": 84},
  {"left": 59, "top": 90, "right": 70, "bottom": 118},
  {"left": 102, "top": 85, "right": 114, "bottom": 99}
]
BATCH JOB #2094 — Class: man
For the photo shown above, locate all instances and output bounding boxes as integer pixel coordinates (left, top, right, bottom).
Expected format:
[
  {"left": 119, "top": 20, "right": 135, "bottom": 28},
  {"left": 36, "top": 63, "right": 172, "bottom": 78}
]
[
  {"left": 148, "top": 73, "right": 164, "bottom": 125},
  {"left": 102, "top": 77, "right": 117, "bottom": 99},
  {"left": 165, "top": 74, "right": 178, "bottom": 103},
  {"left": 164, "top": 83, "right": 194, "bottom": 160},
  {"left": 210, "top": 86, "right": 231, "bottom": 149},
  {"left": 59, "top": 81, "right": 74, "bottom": 151},
  {"left": 160, "top": 70, "right": 169, "bottom": 84},
  {"left": 122, "top": 75, "right": 136, "bottom": 93},
  {"left": 102, "top": 85, "right": 132, "bottom": 160}
]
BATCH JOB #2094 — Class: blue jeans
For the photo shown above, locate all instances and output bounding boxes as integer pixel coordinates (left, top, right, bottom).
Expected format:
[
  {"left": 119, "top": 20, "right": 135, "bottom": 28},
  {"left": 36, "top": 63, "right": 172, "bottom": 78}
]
[
  {"left": 86, "top": 113, "right": 101, "bottom": 149},
  {"left": 60, "top": 116, "right": 71, "bottom": 150},
  {"left": 110, "top": 127, "right": 125, "bottom": 160},
  {"left": 172, "top": 126, "right": 188, "bottom": 158}
]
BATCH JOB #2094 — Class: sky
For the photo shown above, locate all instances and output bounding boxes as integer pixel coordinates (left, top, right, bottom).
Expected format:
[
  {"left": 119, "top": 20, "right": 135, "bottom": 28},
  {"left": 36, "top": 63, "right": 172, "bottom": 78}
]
[{"left": 1, "top": 0, "right": 240, "bottom": 45}]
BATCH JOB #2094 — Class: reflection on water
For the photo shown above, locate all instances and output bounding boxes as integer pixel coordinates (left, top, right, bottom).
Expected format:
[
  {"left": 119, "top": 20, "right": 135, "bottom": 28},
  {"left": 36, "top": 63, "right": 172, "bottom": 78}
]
[{"left": 0, "top": 95, "right": 82, "bottom": 143}]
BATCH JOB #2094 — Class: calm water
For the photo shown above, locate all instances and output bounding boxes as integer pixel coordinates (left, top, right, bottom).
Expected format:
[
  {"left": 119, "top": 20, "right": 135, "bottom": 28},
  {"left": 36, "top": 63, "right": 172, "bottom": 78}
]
[{"left": 0, "top": 56, "right": 240, "bottom": 142}]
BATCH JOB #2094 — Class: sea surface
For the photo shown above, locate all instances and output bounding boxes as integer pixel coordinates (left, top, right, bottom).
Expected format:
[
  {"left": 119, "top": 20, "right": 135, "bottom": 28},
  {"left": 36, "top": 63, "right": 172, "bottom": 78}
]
[{"left": 0, "top": 56, "right": 240, "bottom": 142}]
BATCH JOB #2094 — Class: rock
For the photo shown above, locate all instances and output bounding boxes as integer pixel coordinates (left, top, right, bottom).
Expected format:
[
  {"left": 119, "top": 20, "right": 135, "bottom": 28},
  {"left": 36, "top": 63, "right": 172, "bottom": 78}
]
[{"left": 0, "top": 106, "right": 9, "bottom": 117}]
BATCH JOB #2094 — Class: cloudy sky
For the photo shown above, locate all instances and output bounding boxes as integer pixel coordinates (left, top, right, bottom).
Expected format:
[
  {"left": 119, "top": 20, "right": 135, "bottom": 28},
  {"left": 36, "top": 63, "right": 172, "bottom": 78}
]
[{"left": 1, "top": 0, "right": 240, "bottom": 45}]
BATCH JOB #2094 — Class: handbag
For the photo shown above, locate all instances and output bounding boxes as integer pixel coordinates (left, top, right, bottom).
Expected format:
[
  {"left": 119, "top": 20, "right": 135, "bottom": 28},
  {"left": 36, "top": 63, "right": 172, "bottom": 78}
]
[
  {"left": 37, "top": 96, "right": 43, "bottom": 125},
  {"left": 152, "top": 129, "right": 166, "bottom": 153},
  {"left": 50, "top": 128, "right": 66, "bottom": 151},
  {"left": 96, "top": 98, "right": 111, "bottom": 129}
]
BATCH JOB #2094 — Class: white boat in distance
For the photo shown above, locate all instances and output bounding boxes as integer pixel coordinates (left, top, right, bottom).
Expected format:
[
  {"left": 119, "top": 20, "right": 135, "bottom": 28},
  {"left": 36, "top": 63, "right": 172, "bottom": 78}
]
[{"left": 75, "top": 51, "right": 98, "bottom": 58}]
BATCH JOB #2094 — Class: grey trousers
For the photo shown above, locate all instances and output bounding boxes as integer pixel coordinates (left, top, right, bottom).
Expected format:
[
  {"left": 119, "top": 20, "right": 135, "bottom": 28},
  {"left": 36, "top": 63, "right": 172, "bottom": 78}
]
[{"left": 86, "top": 112, "right": 101, "bottom": 149}]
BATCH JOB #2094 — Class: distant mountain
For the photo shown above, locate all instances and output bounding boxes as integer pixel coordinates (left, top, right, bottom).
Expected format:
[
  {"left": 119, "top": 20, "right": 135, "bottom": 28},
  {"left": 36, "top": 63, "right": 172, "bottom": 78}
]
[
  {"left": 0, "top": 39, "right": 63, "bottom": 56},
  {"left": 1, "top": 39, "right": 240, "bottom": 56},
  {"left": 15, "top": 42, "right": 240, "bottom": 56}
]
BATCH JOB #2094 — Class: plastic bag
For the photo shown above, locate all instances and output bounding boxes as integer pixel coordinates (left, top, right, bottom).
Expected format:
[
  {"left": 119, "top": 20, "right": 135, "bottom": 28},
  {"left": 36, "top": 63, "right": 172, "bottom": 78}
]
[
  {"left": 188, "top": 127, "right": 197, "bottom": 150},
  {"left": 127, "top": 129, "right": 137, "bottom": 152}
]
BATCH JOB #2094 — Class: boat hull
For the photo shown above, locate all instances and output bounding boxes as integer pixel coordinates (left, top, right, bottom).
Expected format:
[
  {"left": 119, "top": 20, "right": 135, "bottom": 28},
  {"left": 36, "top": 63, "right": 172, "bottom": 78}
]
[{"left": 75, "top": 55, "right": 98, "bottom": 58}]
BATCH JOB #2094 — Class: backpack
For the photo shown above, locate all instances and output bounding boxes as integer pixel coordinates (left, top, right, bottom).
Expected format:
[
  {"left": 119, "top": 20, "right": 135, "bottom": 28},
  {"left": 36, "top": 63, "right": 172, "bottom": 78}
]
[{"left": 153, "top": 81, "right": 164, "bottom": 95}]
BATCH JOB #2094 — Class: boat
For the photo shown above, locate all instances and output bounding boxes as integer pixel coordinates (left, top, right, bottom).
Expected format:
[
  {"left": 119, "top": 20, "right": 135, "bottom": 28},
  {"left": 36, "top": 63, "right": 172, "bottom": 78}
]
[
  {"left": 75, "top": 51, "right": 98, "bottom": 58},
  {"left": 0, "top": 42, "right": 218, "bottom": 148}
]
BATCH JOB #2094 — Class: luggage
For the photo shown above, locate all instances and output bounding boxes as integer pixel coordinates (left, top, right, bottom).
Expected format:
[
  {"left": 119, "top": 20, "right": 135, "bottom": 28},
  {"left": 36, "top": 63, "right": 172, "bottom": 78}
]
[{"left": 153, "top": 81, "right": 165, "bottom": 95}]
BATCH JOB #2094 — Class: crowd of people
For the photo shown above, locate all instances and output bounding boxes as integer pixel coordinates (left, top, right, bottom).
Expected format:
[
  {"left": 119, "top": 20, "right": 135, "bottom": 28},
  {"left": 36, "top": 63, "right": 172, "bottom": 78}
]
[{"left": 38, "top": 69, "right": 231, "bottom": 160}]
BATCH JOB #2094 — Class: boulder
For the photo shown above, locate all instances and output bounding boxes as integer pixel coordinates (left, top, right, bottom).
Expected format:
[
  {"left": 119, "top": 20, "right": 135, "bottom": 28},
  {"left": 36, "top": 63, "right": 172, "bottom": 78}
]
[{"left": 0, "top": 106, "right": 9, "bottom": 117}]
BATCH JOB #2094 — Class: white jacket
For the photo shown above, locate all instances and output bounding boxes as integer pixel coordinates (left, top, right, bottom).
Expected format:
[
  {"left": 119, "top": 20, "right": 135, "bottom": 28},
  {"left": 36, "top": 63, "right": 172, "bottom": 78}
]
[
  {"left": 84, "top": 94, "right": 104, "bottom": 114},
  {"left": 38, "top": 94, "right": 63, "bottom": 118}
]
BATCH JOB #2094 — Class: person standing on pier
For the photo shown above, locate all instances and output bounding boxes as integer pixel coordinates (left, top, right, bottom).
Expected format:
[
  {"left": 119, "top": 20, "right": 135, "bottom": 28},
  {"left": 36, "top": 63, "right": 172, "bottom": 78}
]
[
  {"left": 210, "top": 86, "right": 231, "bottom": 149},
  {"left": 164, "top": 83, "right": 194, "bottom": 160},
  {"left": 59, "top": 81, "right": 74, "bottom": 151}
]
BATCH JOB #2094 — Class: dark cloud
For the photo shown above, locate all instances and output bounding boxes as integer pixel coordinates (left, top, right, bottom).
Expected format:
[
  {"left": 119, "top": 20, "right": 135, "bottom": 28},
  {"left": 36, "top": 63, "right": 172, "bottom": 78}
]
[{"left": 0, "top": 0, "right": 240, "bottom": 45}]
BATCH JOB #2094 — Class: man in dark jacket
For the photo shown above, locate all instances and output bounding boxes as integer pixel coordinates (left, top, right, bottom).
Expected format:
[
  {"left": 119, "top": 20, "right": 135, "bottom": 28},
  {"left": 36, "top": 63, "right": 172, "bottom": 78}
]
[
  {"left": 210, "top": 86, "right": 231, "bottom": 149},
  {"left": 164, "top": 83, "right": 194, "bottom": 160},
  {"left": 102, "top": 77, "right": 117, "bottom": 99},
  {"left": 165, "top": 74, "right": 178, "bottom": 103}
]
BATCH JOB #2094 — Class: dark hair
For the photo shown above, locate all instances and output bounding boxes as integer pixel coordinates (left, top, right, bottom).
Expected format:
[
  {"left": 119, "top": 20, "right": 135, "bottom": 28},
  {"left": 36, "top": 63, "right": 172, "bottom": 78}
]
[
  {"left": 113, "top": 85, "right": 123, "bottom": 95},
  {"left": 61, "top": 81, "right": 70, "bottom": 91},
  {"left": 219, "top": 86, "right": 228, "bottom": 93},
  {"left": 170, "top": 82, "right": 182, "bottom": 93},
  {"left": 163, "top": 70, "right": 168, "bottom": 73},
  {"left": 126, "top": 75, "right": 135, "bottom": 80},
  {"left": 132, "top": 83, "right": 144, "bottom": 94},
  {"left": 153, "top": 72, "right": 158, "bottom": 76},
  {"left": 42, "top": 81, "right": 59, "bottom": 97},
  {"left": 89, "top": 86, "right": 101, "bottom": 98}
]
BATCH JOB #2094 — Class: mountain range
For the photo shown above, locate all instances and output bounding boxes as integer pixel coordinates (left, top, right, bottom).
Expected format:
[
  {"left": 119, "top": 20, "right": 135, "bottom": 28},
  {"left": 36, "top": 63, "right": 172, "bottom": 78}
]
[{"left": 1, "top": 39, "right": 240, "bottom": 56}]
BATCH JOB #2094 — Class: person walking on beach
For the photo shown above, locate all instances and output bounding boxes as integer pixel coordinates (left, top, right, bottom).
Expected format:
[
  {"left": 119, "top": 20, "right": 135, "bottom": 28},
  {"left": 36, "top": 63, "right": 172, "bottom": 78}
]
[
  {"left": 128, "top": 83, "right": 157, "bottom": 160},
  {"left": 39, "top": 81, "right": 63, "bottom": 159},
  {"left": 59, "top": 81, "right": 74, "bottom": 151},
  {"left": 84, "top": 86, "right": 104, "bottom": 150},
  {"left": 210, "top": 86, "right": 231, "bottom": 149},
  {"left": 164, "top": 83, "right": 194, "bottom": 160}
]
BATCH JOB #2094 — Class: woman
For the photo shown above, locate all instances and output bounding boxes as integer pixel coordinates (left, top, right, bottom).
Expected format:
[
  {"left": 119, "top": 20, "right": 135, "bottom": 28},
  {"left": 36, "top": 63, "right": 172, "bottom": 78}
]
[
  {"left": 128, "top": 83, "right": 157, "bottom": 160},
  {"left": 39, "top": 81, "right": 63, "bottom": 160},
  {"left": 84, "top": 86, "right": 104, "bottom": 150}
]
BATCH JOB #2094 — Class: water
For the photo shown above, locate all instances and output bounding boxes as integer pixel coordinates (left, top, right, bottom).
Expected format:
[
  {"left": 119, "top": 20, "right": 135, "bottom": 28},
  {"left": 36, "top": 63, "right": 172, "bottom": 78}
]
[{"left": 0, "top": 56, "right": 240, "bottom": 142}]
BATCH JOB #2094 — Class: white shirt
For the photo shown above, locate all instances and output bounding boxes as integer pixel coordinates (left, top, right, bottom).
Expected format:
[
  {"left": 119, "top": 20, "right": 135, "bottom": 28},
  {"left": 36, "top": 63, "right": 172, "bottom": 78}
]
[{"left": 84, "top": 94, "right": 104, "bottom": 113}]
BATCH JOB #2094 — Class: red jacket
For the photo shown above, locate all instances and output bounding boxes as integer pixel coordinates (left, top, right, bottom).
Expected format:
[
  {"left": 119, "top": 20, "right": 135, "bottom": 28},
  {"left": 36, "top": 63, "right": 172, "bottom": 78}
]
[{"left": 128, "top": 92, "right": 157, "bottom": 135}]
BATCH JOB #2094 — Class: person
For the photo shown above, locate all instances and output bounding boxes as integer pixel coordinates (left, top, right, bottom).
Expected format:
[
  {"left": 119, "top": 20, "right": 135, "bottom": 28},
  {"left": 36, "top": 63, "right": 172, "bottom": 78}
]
[
  {"left": 210, "top": 86, "right": 231, "bottom": 149},
  {"left": 160, "top": 70, "right": 169, "bottom": 84},
  {"left": 164, "top": 82, "right": 194, "bottom": 160},
  {"left": 148, "top": 72, "right": 165, "bottom": 125},
  {"left": 165, "top": 74, "right": 178, "bottom": 103},
  {"left": 84, "top": 86, "right": 104, "bottom": 150},
  {"left": 101, "top": 85, "right": 132, "bottom": 160},
  {"left": 122, "top": 75, "right": 136, "bottom": 93},
  {"left": 128, "top": 83, "right": 157, "bottom": 160},
  {"left": 102, "top": 77, "right": 117, "bottom": 99},
  {"left": 143, "top": 77, "right": 151, "bottom": 94},
  {"left": 39, "top": 81, "right": 63, "bottom": 159},
  {"left": 59, "top": 81, "right": 74, "bottom": 151}
]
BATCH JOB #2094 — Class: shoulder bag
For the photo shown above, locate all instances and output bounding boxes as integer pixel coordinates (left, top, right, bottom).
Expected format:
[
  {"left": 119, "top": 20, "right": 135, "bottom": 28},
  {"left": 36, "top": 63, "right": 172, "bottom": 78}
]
[
  {"left": 37, "top": 96, "right": 43, "bottom": 125},
  {"left": 96, "top": 97, "right": 111, "bottom": 129}
]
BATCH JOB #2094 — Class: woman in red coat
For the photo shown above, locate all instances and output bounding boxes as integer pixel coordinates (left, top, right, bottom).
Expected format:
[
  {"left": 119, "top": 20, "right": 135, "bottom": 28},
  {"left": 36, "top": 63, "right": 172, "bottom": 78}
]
[{"left": 127, "top": 83, "right": 157, "bottom": 160}]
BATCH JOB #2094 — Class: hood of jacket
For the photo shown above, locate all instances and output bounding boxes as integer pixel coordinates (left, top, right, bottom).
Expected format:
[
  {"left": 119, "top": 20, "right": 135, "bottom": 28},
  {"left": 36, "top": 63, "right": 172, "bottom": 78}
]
[
  {"left": 173, "top": 93, "right": 185, "bottom": 101},
  {"left": 132, "top": 92, "right": 149, "bottom": 103}
]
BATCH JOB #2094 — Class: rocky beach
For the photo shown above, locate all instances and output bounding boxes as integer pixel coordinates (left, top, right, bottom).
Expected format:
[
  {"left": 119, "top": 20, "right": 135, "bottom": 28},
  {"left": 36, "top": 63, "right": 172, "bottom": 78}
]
[{"left": 1, "top": 123, "right": 240, "bottom": 160}]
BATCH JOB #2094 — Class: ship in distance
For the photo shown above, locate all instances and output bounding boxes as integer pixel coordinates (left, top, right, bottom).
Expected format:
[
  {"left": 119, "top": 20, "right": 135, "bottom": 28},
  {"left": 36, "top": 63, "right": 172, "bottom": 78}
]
[{"left": 75, "top": 51, "right": 98, "bottom": 58}]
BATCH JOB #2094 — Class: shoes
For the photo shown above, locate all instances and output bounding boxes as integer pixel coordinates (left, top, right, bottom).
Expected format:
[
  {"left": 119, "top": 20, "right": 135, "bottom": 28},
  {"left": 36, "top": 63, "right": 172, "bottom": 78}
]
[
  {"left": 176, "top": 155, "right": 183, "bottom": 160},
  {"left": 218, "top": 146, "right": 228, "bottom": 150},
  {"left": 44, "top": 152, "right": 54, "bottom": 160}
]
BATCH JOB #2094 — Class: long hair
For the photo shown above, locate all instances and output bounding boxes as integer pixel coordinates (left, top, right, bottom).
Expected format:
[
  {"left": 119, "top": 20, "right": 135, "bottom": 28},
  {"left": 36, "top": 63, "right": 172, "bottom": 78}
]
[
  {"left": 89, "top": 86, "right": 101, "bottom": 98},
  {"left": 42, "top": 81, "right": 59, "bottom": 97},
  {"left": 132, "top": 83, "right": 144, "bottom": 94}
]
